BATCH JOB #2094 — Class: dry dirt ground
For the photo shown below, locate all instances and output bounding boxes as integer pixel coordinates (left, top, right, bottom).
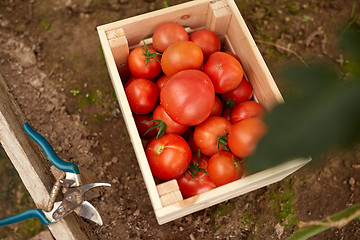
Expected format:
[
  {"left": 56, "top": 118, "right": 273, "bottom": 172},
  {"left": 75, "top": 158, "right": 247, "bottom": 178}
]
[{"left": 0, "top": 0, "right": 359, "bottom": 239}]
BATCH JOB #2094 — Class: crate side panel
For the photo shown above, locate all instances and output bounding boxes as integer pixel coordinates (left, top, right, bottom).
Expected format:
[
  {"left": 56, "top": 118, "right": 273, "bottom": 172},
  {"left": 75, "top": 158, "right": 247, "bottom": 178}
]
[
  {"left": 155, "top": 158, "right": 310, "bottom": 224},
  {"left": 225, "top": 0, "right": 284, "bottom": 110},
  {"left": 98, "top": 1, "right": 211, "bottom": 47},
  {"left": 97, "top": 29, "right": 163, "bottom": 211}
]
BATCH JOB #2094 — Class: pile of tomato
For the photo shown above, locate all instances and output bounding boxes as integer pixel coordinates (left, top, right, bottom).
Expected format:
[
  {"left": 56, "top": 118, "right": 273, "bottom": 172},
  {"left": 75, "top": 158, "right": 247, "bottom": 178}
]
[{"left": 123, "top": 23, "right": 267, "bottom": 199}]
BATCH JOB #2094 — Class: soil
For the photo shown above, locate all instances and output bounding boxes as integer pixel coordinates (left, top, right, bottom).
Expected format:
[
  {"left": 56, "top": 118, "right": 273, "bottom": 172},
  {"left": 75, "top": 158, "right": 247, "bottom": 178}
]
[{"left": 0, "top": 0, "right": 359, "bottom": 239}]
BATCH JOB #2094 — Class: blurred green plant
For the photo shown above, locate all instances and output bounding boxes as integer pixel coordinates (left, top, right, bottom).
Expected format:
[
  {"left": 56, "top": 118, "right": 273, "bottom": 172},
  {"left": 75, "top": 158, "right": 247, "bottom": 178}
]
[
  {"left": 247, "top": 22, "right": 360, "bottom": 239},
  {"left": 247, "top": 23, "right": 360, "bottom": 173}
]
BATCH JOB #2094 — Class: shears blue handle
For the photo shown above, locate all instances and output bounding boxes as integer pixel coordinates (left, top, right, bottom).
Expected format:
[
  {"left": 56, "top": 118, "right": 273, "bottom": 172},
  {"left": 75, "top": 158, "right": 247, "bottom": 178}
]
[
  {"left": 0, "top": 209, "right": 51, "bottom": 226},
  {"left": 23, "top": 122, "right": 80, "bottom": 174}
]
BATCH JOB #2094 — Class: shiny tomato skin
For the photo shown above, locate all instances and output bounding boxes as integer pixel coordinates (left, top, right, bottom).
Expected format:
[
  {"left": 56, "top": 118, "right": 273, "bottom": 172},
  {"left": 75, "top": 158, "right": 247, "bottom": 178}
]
[
  {"left": 228, "top": 118, "right": 267, "bottom": 159},
  {"left": 128, "top": 46, "right": 161, "bottom": 79},
  {"left": 225, "top": 51, "right": 241, "bottom": 63},
  {"left": 156, "top": 75, "right": 170, "bottom": 90},
  {"left": 125, "top": 78, "right": 159, "bottom": 115},
  {"left": 208, "top": 151, "right": 244, "bottom": 186},
  {"left": 193, "top": 116, "right": 231, "bottom": 156},
  {"left": 153, "top": 105, "right": 189, "bottom": 135},
  {"left": 134, "top": 114, "right": 157, "bottom": 139},
  {"left": 203, "top": 52, "right": 244, "bottom": 94},
  {"left": 221, "top": 77, "right": 253, "bottom": 105},
  {"left": 146, "top": 134, "right": 191, "bottom": 180},
  {"left": 160, "top": 69, "right": 215, "bottom": 126},
  {"left": 161, "top": 41, "right": 203, "bottom": 77},
  {"left": 209, "top": 96, "right": 223, "bottom": 117},
  {"left": 189, "top": 30, "right": 221, "bottom": 61},
  {"left": 152, "top": 23, "right": 189, "bottom": 53},
  {"left": 177, "top": 154, "right": 216, "bottom": 198},
  {"left": 230, "top": 101, "right": 266, "bottom": 123}
]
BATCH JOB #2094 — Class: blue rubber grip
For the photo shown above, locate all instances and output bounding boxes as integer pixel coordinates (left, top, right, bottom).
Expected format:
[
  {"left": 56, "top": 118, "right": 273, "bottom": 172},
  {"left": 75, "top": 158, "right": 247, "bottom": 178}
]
[
  {"left": 0, "top": 209, "right": 51, "bottom": 226},
  {"left": 23, "top": 122, "right": 80, "bottom": 174}
]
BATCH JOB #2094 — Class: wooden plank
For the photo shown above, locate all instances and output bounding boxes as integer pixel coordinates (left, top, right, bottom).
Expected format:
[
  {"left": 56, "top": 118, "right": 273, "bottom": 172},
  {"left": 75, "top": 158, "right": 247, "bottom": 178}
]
[
  {"left": 97, "top": 28, "right": 163, "bottom": 211},
  {"left": 155, "top": 158, "right": 311, "bottom": 224},
  {"left": 225, "top": 0, "right": 284, "bottom": 110},
  {"left": 0, "top": 73, "right": 91, "bottom": 240},
  {"left": 97, "top": 0, "right": 210, "bottom": 46}
]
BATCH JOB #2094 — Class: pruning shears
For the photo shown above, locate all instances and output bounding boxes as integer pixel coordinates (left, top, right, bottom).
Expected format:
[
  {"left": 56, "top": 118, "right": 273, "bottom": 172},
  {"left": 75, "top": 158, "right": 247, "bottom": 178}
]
[{"left": 0, "top": 123, "right": 110, "bottom": 226}]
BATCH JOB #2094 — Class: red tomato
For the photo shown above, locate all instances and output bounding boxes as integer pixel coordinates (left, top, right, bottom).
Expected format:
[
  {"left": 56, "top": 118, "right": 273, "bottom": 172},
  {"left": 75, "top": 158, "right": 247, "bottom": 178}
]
[
  {"left": 203, "top": 52, "right": 244, "bottom": 94},
  {"left": 230, "top": 101, "right": 266, "bottom": 123},
  {"left": 128, "top": 45, "right": 161, "bottom": 79},
  {"left": 177, "top": 153, "right": 216, "bottom": 198},
  {"left": 209, "top": 96, "right": 223, "bottom": 117},
  {"left": 187, "top": 131, "right": 199, "bottom": 153},
  {"left": 134, "top": 114, "right": 157, "bottom": 139},
  {"left": 153, "top": 105, "right": 189, "bottom": 136},
  {"left": 160, "top": 69, "right": 215, "bottom": 126},
  {"left": 152, "top": 23, "right": 189, "bottom": 53},
  {"left": 125, "top": 78, "right": 159, "bottom": 114},
  {"left": 221, "top": 77, "right": 253, "bottom": 105},
  {"left": 208, "top": 151, "right": 244, "bottom": 186},
  {"left": 156, "top": 75, "right": 170, "bottom": 90},
  {"left": 161, "top": 41, "right": 203, "bottom": 76},
  {"left": 146, "top": 133, "right": 191, "bottom": 180},
  {"left": 193, "top": 116, "right": 231, "bottom": 156},
  {"left": 225, "top": 51, "right": 241, "bottom": 63},
  {"left": 189, "top": 30, "right": 220, "bottom": 61},
  {"left": 228, "top": 118, "right": 267, "bottom": 158}
]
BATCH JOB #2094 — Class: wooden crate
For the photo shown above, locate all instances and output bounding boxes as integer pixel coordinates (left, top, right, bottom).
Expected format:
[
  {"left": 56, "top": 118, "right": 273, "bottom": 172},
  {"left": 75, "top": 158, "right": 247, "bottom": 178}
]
[{"left": 97, "top": 0, "right": 310, "bottom": 225}]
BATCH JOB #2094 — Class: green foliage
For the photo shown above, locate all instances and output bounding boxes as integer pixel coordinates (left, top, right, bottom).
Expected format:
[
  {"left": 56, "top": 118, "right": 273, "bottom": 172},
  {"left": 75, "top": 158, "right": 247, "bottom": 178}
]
[
  {"left": 211, "top": 202, "right": 235, "bottom": 231},
  {"left": 70, "top": 89, "right": 80, "bottom": 96},
  {"left": 267, "top": 179, "right": 298, "bottom": 228},
  {"left": 247, "top": 23, "right": 360, "bottom": 174},
  {"left": 288, "top": 204, "right": 360, "bottom": 240},
  {"left": 78, "top": 90, "right": 104, "bottom": 109},
  {"left": 38, "top": 15, "right": 52, "bottom": 30}
]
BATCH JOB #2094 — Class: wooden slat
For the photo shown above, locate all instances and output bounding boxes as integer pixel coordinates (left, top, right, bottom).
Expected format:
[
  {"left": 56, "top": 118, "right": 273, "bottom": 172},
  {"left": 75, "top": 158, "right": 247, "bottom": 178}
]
[
  {"left": 225, "top": 0, "right": 284, "bottom": 110},
  {"left": 0, "top": 73, "right": 90, "bottom": 240},
  {"left": 97, "top": 28, "right": 163, "bottom": 211},
  {"left": 155, "top": 158, "right": 311, "bottom": 224},
  {"left": 97, "top": 0, "right": 210, "bottom": 46}
]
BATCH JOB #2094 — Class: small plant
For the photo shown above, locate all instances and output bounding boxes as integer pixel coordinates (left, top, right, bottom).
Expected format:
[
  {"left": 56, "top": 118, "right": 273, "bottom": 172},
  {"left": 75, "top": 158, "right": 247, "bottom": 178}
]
[
  {"left": 70, "top": 89, "right": 80, "bottom": 96},
  {"left": 163, "top": 1, "right": 169, "bottom": 8}
]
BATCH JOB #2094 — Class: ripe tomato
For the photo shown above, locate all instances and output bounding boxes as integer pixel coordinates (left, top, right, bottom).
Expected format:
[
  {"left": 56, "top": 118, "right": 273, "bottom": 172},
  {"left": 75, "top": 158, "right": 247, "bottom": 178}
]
[
  {"left": 193, "top": 116, "right": 231, "bottom": 156},
  {"left": 203, "top": 52, "right": 244, "bottom": 94},
  {"left": 177, "top": 153, "right": 216, "bottom": 198},
  {"left": 221, "top": 77, "right": 253, "bottom": 105},
  {"left": 161, "top": 41, "right": 203, "bottom": 76},
  {"left": 128, "top": 45, "right": 161, "bottom": 79},
  {"left": 125, "top": 78, "right": 159, "bottom": 115},
  {"left": 189, "top": 30, "right": 220, "bottom": 61},
  {"left": 146, "top": 133, "right": 191, "bottom": 180},
  {"left": 225, "top": 51, "right": 241, "bottom": 63},
  {"left": 160, "top": 69, "right": 215, "bottom": 126},
  {"left": 152, "top": 105, "right": 189, "bottom": 136},
  {"left": 230, "top": 100, "right": 266, "bottom": 123},
  {"left": 228, "top": 118, "right": 267, "bottom": 158},
  {"left": 152, "top": 23, "right": 189, "bottom": 53},
  {"left": 208, "top": 151, "right": 244, "bottom": 186},
  {"left": 134, "top": 114, "right": 157, "bottom": 139},
  {"left": 209, "top": 96, "right": 223, "bottom": 117},
  {"left": 156, "top": 75, "right": 170, "bottom": 90}
]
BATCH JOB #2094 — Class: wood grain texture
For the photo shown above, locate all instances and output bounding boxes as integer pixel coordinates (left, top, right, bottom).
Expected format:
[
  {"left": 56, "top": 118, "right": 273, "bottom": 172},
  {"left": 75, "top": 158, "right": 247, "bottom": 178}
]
[{"left": 0, "top": 73, "right": 91, "bottom": 240}]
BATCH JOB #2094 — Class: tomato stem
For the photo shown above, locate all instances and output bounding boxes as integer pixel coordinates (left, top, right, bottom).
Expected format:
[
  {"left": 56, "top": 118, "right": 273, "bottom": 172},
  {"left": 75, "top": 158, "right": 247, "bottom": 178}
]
[
  {"left": 143, "top": 119, "right": 167, "bottom": 139},
  {"left": 155, "top": 144, "right": 165, "bottom": 155},
  {"left": 217, "top": 132, "right": 230, "bottom": 155},
  {"left": 186, "top": 149, "right": 209, "bottom": 180},
  {"left": 142, "top": 40, "right": 161, "bottom": 66}
]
